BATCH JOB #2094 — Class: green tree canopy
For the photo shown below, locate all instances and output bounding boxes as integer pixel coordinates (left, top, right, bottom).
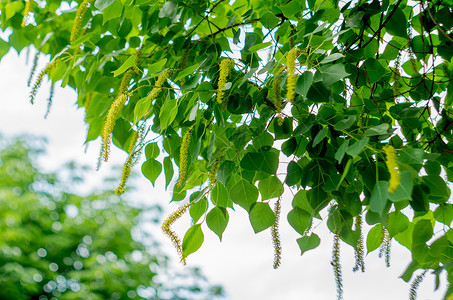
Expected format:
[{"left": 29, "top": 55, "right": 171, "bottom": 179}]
[
  {"left": 0, "top": 134, "right": 223, "bottom": 299},
  {"left": 1, "top": 0, "right": 453, "bottom": 298}
]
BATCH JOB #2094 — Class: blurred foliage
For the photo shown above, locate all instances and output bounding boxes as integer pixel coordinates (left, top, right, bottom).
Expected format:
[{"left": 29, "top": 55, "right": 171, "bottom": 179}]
[{"left": 0, "top": 134, "right": 223, "bottom": 300}]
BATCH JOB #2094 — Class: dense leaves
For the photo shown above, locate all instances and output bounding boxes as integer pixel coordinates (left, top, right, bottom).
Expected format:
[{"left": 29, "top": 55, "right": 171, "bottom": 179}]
[{"left": 1, "top": 0, "right": 453, "bottom": 298}]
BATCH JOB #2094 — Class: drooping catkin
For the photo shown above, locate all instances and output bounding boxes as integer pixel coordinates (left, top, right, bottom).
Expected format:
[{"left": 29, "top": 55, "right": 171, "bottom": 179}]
[
  {"left": 115, "top": 130, "right": 140, "bottom": 195},
  {"left": 177, "top": 127, "right": 193, "bottom": 188},
  {"left": 383, "top": 145, "right": 400, "bottom": 193},
  {"left": 216, "top": 58, "right": 234, "bottom": 104},
  {"left": 409, "top": 271, "right": 427, "bottom": 300},
  {"left": 162, "top": 203, "right": 191, "bottom": 265},
  {"left": 271, "top": 197, "right": 282, "bottom": 269},
  {"left": 285, "top": 47, "right": 299, "bottom": 102},
  {"left": 22, "top": 0, "right": 33, "bottom": 27},
  {"left": 27, "top": 51, "right": 39, "bottom": 87},
  {"left": 101, "top": 93, "right": 128, "bottom": 162},
  {"left": 208, "top": 149, "right": 225, "bottom": 184},
  {"left": 44, "top": 82, "right": 55, "bottom": 119},
  {"left": 332, "top": 234, "right": 343, "bottom": 300},
  {"left": 272, "top": 69, "right": 283, "bottom": 113},
  {"left": 119, "top": 68, "right": 134, "bottom": 94},
  {"left": 70, "top": 0, "right": 94, "bottom": 44},
  {"left": 352, "top": 213, "right": 365, "bottom": 273},
  {"left": 147, "top": 69, "right": 172, "bottom": 101},
  {"left": 378, "top": 226, "right": 391, "bottom": 267},
  {"left": 30, "top": 60, "right": 57, "bottom": 104}
]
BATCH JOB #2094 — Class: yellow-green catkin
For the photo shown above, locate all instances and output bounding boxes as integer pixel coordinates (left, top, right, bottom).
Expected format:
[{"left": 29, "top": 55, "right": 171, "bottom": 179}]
[
  {"left": 286, "top": 47, "right": 299, "bottom": 102},
  {"left": 409, "top": 271, "right": 427, "bottom": 300},
  {"left": 27, "top": 51, "right": 39, "bottom": 87},
  {"left": 84, "top": 91, "right": 93, "bottom": 122},
  {"left": 162, "top": 203, "right": 191, "bottom": 265},
  {"left": 272, "top": 69, "right": 283, "bottom": 113},
  {"left": 352, "top": 213, "right": 365, "bottom": 273},
  {"left": 22, "top": 0, "right": 33, "bottom": 27},
  {"left": 30, "top": 60, "right": 57, "bottom": 104},
  {"left": 216, "top": 58, "right": 234, "bottom": 104},
  {"left": 147, "top": 69, "right": 172, "bottom": 101},
  {"left": 208, "top": 149, "right": 225, "bottom": 185},
  {"left": 383, "top": 145, "right": 400, "bottom": 193},
  {"left": 134, "top": 46, "right": 143, "bottom": 66},
  {"left": 177, "top": 127, "right": 193, "bottom": 188},
  {"left": 119, "top": 68, "right": 134, "bottom": 94},
  {"left": 70, "top": 0, "right": 94, "bottom": 44},
  {"left": 332, "top": 234, "right": 343, "bottom": 300},
  {"left": 115, "top": 131, "right": 139, "bottom": 195},
  {"left": 271, "top": 197, "right": 282, "bottom": 269},
  {"left": 102, "top": 93, "right": 128, "bottom": 162}
]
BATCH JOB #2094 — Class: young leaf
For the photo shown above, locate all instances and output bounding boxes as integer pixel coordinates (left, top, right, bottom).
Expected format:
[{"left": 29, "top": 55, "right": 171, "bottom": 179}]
[
  {"left": 249, "top": 202, "right": 276, "bottom": 233},
  {"left": 141, "top": 159, "right": 162, "bottom": 186},
  {"left": 287, "top": 207, "right": 311, "bottom": 235},
  {"left": 206, "top": 207, "right": 229, "bottom": 240},
  {"left": 297, "top": 233, "right": 321, "bottom": 255},
  {"left": 182, "top": 224, "right": 204, "bottom": 259}
]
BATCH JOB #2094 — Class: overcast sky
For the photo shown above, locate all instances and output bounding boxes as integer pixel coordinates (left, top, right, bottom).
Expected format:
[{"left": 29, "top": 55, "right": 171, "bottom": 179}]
[{"left": 0, "top": 49, "right": 446, "bottom": 300}]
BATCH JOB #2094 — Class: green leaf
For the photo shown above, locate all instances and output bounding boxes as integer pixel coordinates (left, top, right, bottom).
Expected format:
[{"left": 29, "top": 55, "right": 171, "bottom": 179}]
[
  {"left": 211, "top": 182, "right": 230, "bottom": 208},
  {"left": 190, "top": 197, "right": 208, "bottom": 223},
  {"left": 292, "top": 190, "right": 313, "bottom": 214},
  {"left": 174, "top": 64, "right": 198, "bottom": 82},
  {"left": 286, "top": 161, "right": 302, "bottom": 186},
  {"left": 295, "top": 71, "right": 313, "bottom": 99},
  {"left": 334, "top": 115, "right": 356, "bottom": 131},
  {"left": 147, "top": 59, "right": 168, "bottom": 75},
  {"left": 248, "top": 42, "right": 272, "bottom": 53},
  {"left": 346, "top": 137, "right": 369, "bottom": 158},
  {"left": 387, "top": 211, "right": 409, "bottom": 238},
  {"left": 423, "top": 175, "right": 450, "bottom": 203},
  {"left": 320, "top": 53, "right": 345, "bottom": 64},
  {"left": 159, "top": 99, "right": 178, "bottom": 131},
  {"left": 364, "top": 123, "right": 389, "bottom": 136},
  {"left": 388, "top": 171, "right": 413, "bottom": 202},
  {"left": 113, "top": 56, "right": 135, "bottom": 77},
  {"left": 141, "top": 159, "right": 162, "bottom": 186},
  {"left": 144, "top": 143, "right": 159, "bottom": 160},
  {"left": 398, "top": 148, "right": 425, "bottom": 164},
  {"left": 0, "top": 38, "right": 10, "bottom": 61},
  {"left": 259, "top": 176, "right": 284, "bottom": 200},
  {"left": 133, "top": 97, "right": 151, "bottom": 125},
  {"left": 363, "top": 58, "right": 388, "bottom": 83},
  {"left": 229, "top": 179, "right": 258, "bottom": 211},
  {"left": 335, "top": 139, "right": 349, "bottom": 163},
  {"left": 182, "top": 224, "right": 204, "bottom": 258},
  {"left": 384, "top": 7, "right": 407, "bottom": 38},
  {"left": 94, "top": 0, "right": 115, "bottom": 11},
  {"left": 369, "top": 181, "right": 389, "bottom": 215},
  {"left": 249, "top": 202, "right": 276, "bottom": 233},
  {"left": 206, "top": 207, "right": 229, "bottom": 240},
  {"left": 366, "top": 224, "right": 384, "bottom": 253},
  {"left": 412, "top": 219, "right": 433, "bottom": 246},
  {"left": 312, "top": 127, "right": 328, "bottom": 147},
  {"left": 159, "top": 0, "right": 178, "bottom": 18},
  {"left": 297, "top": 233, "right": 321, "bottom": 255},
  {"left": 434, "top": 204, "right": 453, "bottom": 226},
  {"left": 102, "top": 0, "right": 123, "bottom": 24},
  {"left": 240, "top": 152, "right": 278, "bottom": 174},
  {"left": 320, "top": 64, "right": 350, "bottom": 86},
  {"left": 163, "top": 156, "right": 173, "bottom": 189},
  {"left": 287, "top": 207, "right": 312, "bottom": 235}
]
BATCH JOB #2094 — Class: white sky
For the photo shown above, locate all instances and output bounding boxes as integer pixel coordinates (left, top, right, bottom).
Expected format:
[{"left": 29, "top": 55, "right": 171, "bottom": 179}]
[{"left": 0, "top": 50, "right": 446, "bottom": 300}]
